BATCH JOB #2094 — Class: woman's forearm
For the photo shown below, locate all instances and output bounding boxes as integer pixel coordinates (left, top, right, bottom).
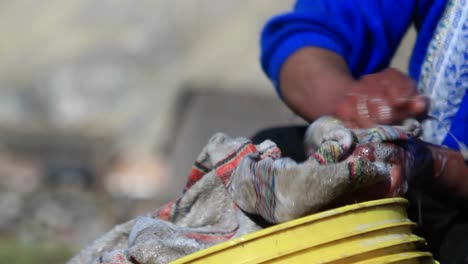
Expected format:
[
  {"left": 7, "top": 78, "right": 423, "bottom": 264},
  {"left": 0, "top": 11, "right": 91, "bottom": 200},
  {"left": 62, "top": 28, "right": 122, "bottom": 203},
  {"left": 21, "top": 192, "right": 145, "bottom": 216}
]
[
  {"left": 279, "top": 47, "right": 355, "bottom": 122},
  {"left": 427, "top": 145, "right": 468, "bottom": 198}
]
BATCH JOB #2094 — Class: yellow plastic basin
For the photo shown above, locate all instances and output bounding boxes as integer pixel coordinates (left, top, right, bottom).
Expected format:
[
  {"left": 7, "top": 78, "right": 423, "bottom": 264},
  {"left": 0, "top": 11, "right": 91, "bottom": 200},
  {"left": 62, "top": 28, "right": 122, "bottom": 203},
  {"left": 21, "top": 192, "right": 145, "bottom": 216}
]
[{"left": 171, "top": 198, "right": 437, "bottom": 264}]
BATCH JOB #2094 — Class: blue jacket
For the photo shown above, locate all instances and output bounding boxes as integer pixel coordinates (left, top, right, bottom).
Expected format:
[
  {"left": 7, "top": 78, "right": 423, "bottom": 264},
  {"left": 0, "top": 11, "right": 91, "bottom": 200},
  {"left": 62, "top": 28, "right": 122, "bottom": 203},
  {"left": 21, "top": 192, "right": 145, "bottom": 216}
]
[
  {"left": 260, "top": 0, "right": 468, "bottom": 150},
  {"left": 261, "top": 0, "right": 447, "bottom": 92}
]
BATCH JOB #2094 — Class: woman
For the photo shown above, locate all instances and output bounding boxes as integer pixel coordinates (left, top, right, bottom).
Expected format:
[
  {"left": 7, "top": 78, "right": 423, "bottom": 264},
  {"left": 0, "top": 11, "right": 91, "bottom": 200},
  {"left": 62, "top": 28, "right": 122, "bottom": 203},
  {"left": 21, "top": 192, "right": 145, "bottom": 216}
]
[{"left": 259, "top": 1, "right": 468, "bottom": 262}]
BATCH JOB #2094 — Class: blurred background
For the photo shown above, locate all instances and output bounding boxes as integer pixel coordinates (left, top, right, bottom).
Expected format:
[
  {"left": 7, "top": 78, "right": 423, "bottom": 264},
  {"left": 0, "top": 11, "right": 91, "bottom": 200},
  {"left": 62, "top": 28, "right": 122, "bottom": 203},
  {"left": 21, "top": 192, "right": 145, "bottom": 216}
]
[{"left": 0, "top": 1, "right": 414, "bottom": 263}]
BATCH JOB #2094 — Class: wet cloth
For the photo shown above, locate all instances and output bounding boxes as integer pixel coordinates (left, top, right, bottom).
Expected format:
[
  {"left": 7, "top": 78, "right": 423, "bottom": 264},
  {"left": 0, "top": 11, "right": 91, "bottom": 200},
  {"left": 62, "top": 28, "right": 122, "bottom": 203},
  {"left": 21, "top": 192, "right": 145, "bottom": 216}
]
[
  {"left": 68, "top": 117, "right": 421, "bottom": 264},
  {"left": 251, "top": 123, "right": 468, "bottom": 263}
]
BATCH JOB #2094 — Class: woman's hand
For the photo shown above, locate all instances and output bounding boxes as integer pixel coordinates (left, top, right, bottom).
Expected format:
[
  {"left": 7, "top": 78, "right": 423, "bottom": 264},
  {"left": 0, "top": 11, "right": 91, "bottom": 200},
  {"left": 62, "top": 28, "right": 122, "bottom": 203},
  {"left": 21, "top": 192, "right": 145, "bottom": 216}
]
[
  {"left": 346, "top": 138, "right": 468, "bottom": 201},
  {"left": 279, "top": 48, "right": 428, "bottom": 127},
  {"left": 334, "top": 68, "right": 429, "bottom": 128}
]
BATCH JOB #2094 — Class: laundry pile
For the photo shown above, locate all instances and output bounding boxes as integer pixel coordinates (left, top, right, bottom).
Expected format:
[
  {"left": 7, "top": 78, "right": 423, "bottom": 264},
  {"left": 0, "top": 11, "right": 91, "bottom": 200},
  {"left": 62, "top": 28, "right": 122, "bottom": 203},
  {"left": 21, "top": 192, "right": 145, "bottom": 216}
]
[{"left": 68, "top": 116, "right": 425, "bottom": 264}]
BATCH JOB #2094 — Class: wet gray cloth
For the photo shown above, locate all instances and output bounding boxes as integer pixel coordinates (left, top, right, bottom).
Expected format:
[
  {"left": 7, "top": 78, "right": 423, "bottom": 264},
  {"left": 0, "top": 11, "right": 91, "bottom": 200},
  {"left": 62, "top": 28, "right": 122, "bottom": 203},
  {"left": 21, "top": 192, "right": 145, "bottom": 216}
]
[{"left": 68, "top": 116, "right": 421, "bottom": 264}]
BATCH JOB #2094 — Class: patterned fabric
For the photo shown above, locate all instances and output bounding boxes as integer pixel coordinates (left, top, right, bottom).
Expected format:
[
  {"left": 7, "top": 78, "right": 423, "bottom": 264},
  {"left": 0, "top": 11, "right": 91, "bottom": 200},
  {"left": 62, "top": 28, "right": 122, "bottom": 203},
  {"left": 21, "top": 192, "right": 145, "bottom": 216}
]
[
  {"left": 68, "top": 133, "right": 267, "bottom": 264},
  {"left": 68, "top": 117, "right": 421, "bottom": 264},
  {"left": 418, "top": 0, "right": 468, "bottom": 149}
]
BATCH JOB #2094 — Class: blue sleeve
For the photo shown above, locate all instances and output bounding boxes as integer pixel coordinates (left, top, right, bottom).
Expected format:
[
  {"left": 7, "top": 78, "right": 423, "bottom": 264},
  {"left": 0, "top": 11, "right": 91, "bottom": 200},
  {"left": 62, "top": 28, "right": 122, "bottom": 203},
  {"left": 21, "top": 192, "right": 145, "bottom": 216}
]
[{"left": 260, "top": 0, "right": 417, "bottom": 96}]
